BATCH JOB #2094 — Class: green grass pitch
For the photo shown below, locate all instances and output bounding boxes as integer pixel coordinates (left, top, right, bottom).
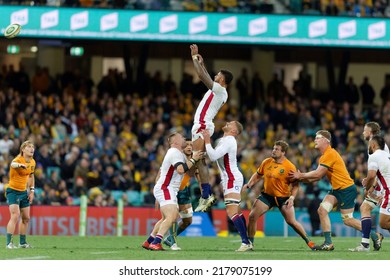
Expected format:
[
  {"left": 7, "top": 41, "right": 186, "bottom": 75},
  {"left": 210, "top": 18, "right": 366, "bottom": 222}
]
[{"left": 2, "top": 236, "right": 389, "bottom": 260}]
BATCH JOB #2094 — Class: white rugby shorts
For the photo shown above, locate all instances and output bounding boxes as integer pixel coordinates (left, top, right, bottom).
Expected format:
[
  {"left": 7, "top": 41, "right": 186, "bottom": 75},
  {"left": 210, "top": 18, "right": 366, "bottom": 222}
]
[
  {"left": 154, "top": 186, "right": 178, "bottom": 207},
  {"left": 191, "top": 123, "right": 215, "bottom": 141}
]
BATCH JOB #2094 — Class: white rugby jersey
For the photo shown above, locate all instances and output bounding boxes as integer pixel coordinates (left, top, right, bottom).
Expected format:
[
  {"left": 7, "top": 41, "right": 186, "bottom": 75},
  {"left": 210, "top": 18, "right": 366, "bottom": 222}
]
[
  {"left": 368, "top": 143, "right": 389, "bottom": 155},
  {"left": 155, "top": 147, "right": 186, "bottom": 195},
  {"left": 205, "top": 136, "right": 243, "bottom": 189},
  {"left": 368, "top": 149, "right": 390, "bottom": 195},
  {"left": 193, "top": 82, "right": 228, "bottom": 129},
  {"left": 368, "top": 143, "right": 389, "bottom": 193}
]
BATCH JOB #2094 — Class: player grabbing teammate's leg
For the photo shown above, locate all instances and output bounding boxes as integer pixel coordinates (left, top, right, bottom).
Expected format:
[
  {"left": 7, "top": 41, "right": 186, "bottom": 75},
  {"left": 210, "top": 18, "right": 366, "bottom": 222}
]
[
  {"left": 201, "top": 122, "right": 253, "bottom": 251},
  {"left": 141, "top": 133, "right": 203, "bottom": 251},
  {"left": 189, "top": 43, "right": 233, "bottom": 212},
  {"left": 164, "top": 140, "right": 200, "bottom": 250}
]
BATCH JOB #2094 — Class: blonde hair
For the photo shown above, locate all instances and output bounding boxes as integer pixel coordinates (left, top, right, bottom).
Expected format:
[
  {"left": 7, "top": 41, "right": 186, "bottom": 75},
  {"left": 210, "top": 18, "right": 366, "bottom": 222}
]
[
  {"left": 167, "top": 132, "right": 178, "bottom": 147},
  {"left": 234, "top": 121, "right": 243, "bottom": 135},
  {"left": 365, "top": 122, "right": 381, "bottom": 136},
  {"left": 316, "top": 130, "right": 331, "bottom": 142},
  {"left": 20, "top": 140, "right": 34, "bottom": 156}
]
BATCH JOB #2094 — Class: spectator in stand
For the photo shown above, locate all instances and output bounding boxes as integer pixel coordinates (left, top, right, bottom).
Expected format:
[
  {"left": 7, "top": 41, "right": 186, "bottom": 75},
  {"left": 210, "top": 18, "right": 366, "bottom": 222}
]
[
  {"left": 0, "top": 134, "right": 14, "bottom": 156},
  {"left": 202, "top": 0, "right": 218, "bottom": 11},
  {"left": 31, "top": 66, "right": 50, "bottom": 94},
  {"left": 14, "top": 64, "right": 30, "bottom": 95},
  {"left": 236, "top": 68, "right": 250, "bottom": 109},
  {"left": 267, "top": 73, "right": 287, "bottom": 101},
  {"left": 73, "top": 156, "right": 90, "bottom": 195},
  {"left": 220, "top": 0, "right": 239, "bottom": 12},
  {"left": 259, "top": 0, "right": 274, "bottom": 13},
  {"left": 353, "top": 0, "right": 371, "bottom": 16},
  {"left": 324, "top": 0, "right": 339, "bottom": 15},
  {"left": 251, "top": 71, "right": 265, "bottom": 107},
  {"left": 344, "top": 77, "right": 360, "bottom": 106},
  {"left": 380, "top": 75, "right": 390, "bottom": 107},
  {"left": 360, "top": 76, "right": 376, "bottom": 110},
  {"left": 372, "top": 0, "right": 385, "bottom": 17},
  {"left": 42, "top": 183, "right": 60, "bottom": 206}
]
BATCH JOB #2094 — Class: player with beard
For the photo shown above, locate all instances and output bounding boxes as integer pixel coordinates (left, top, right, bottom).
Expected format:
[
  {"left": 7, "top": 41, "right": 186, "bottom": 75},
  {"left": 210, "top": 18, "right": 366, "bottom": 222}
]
[{"left": 244, "top": 140, "right": 315, "bottom": 250}]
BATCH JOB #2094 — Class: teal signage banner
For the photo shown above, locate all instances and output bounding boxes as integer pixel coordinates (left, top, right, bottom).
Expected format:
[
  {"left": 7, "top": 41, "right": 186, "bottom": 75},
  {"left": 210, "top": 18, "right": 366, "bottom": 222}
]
[{"left": 1, "top": 6, "right": 390, "bottom": 48}]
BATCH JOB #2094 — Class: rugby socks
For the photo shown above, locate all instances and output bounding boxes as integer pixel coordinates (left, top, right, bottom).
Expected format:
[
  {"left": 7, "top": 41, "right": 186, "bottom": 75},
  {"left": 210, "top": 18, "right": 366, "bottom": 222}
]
[
  {"left": 361, "top": 216, "right": 372, "bottom": 240},
  {"left": 20, "top": 234, "right": 26, "bottom": 245},
  {"left": 166, "top": 222, "right": 188, "bottom": 246},
  {"left": 166, "top": 223, "right": 178, "bottom": 245},
  {"left": 231, "top": 214, "right": 250, "bottom": 245},
  {"left": 146, "top": 235, "right": 155, "bottom": 244},
  {"left": 201, "top": 183, "right": 211, "bottom": 198},
  {"left": 364, "top": 217, "right": 378, "bottom": 248},
  {"left": 369, "top": 231, "right": 378, "bottom": 241},
  {"left": 176, "top": 225, "right": 186, "bottom": 236},
  {"left": 324, "top": 232, "right": 332, "bottom": 244},
  {"left": 302, "top": 236, "right": 311, "bottom": 244},
  {"left": 239, "top": 213, "right": 247, "bottom": 232},
  {"left": 239, "top": 214, "right": 253, "bottom": 244},
  {"left": 151, "top": 234, "right": 163, "bottom": 245},
  {"left": 6, "top": 233, "right": 12, "bottom": 245}
]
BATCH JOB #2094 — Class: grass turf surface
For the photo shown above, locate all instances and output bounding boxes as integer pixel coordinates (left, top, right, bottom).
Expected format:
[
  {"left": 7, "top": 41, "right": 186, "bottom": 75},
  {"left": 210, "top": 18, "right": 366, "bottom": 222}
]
[{"left": 2, "top": 236, "right": 389, "bottom": 260}]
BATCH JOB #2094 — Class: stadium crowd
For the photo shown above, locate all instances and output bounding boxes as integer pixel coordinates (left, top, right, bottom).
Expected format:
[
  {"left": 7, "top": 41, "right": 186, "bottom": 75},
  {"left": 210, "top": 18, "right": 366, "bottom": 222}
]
[
  {"left": 1, "top": 0, "right": 390, "bottom": 18},
  {"left": 0, "top": 61, "right": 389, "bottom": 217}
]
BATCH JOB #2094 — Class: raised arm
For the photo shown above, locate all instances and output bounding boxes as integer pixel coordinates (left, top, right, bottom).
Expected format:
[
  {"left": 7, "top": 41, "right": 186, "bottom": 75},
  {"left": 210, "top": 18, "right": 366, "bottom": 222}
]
[{"left": 190, "top": 44, "right": 214, "bottom": 90}]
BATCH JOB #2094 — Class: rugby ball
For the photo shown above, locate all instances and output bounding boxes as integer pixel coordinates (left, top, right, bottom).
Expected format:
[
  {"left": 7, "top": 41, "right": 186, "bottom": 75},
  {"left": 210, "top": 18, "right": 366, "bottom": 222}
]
[{"left": 4, "top": 23, "right": 22, "bottom": 39}]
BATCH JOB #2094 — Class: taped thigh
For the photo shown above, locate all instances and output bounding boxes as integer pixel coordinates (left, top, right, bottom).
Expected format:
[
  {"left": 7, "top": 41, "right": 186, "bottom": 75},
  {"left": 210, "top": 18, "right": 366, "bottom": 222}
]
[
  {"left": 362, "top": 197, "right": 378, "bottom": 208},
  {"left": 225, "top": 198, "right": 240, "bottom": 207},
  {"left": 341, "top": 212, "right": 354, "bottom": 221},
  {"left": 179, "top": 207, "right": 193, "bottom": 219},
  {"left": 320, "top": 201, "right": 333, "bottom": 212}
]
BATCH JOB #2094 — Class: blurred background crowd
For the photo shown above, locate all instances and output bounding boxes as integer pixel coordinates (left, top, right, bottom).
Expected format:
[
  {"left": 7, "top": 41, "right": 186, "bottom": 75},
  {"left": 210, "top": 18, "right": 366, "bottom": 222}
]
[{"left": 0, "top": 59, "right": 388, "bottom": 220}]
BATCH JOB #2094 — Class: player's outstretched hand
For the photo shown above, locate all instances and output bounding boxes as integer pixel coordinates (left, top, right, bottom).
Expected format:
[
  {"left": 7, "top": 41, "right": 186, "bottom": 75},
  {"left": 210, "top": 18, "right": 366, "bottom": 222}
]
[
  {"left": 190, "top": 44, "right": 199, "bottom": 56},
  {"left": 288, "top": 169, "right": 301, "bottom": 181},
  {"left": 192, "top": 150, "right": 204, "bottom": 162},
  {"left": 197, "top": 54, "right": 204, "bottom": 64},
  {"left": 200, "top": 129, "right": 210, "bottom": 142},
  {"left": 242, "top": 183, "right": 251, "bottom": 191}
]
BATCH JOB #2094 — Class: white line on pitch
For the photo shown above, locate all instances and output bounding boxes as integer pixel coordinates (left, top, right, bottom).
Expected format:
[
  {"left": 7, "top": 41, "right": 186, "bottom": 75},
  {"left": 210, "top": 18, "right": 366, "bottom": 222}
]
[
  {"left": 90, "top": 251, "right": 119, "bottom": 255},
  {"left": 11, "top": 256, "right": 50, "bottom": 260}
]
